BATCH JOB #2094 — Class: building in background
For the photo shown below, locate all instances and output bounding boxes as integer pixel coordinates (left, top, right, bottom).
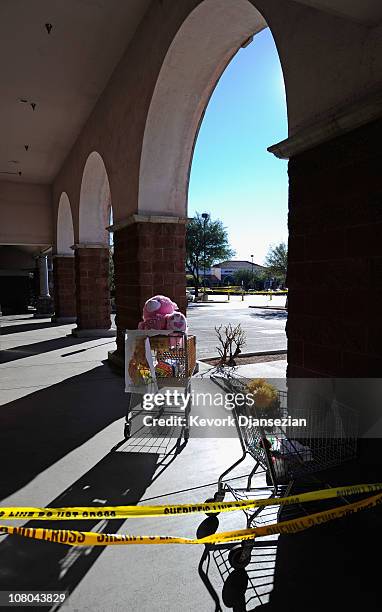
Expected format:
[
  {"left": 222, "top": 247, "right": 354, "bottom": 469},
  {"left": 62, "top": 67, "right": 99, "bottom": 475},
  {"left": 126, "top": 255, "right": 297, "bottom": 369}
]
[{"left": 212, "top": 259, "right": 266, "bottom": 285}]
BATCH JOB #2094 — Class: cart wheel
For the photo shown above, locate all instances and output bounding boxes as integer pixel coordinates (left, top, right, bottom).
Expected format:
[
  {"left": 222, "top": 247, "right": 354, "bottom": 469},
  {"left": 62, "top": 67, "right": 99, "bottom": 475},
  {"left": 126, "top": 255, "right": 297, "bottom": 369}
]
[
  {"left": 204, "top": 498, "right": 220, "bottom": 517},
  {"left": 228, "top": 545, "right": 252, "bottom": 570},
  {"left": 213, "top": 491, "right": 225, "bottom": 503},
  {"left": 124, "top": 423, "right": 131, "bottom": 439}
]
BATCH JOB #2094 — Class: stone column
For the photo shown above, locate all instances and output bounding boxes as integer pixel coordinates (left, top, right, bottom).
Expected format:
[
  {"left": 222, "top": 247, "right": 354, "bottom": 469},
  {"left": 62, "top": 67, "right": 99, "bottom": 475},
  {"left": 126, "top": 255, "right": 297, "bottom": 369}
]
[
  {"left": 34, "top": 254, "right": 54, "bottom": 318},
  {"left": 269, "top": 110, "right": 382, "bottom": 466},
  {"left": 286, "top": 117, "right": 382, "bottom": 379},
  {"left": 108, "top": 215, "right": 187, "bottom": 367},
  {"left": 284, "top": 116, "right": 382, "bottom": 468},
  {"left": 72, "top": 244, "right": 115, "bottom": 337},
  {"left": 52, "top": 255, "right": 77, "bottom": 323}
]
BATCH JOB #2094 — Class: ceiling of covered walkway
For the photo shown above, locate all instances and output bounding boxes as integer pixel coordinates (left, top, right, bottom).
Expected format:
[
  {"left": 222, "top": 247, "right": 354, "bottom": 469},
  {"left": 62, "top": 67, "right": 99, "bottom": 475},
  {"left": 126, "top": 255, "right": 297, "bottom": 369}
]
[
  {"left": 0, "top": 0, "right": 151, "bottom": 184},
  {"left": 0, "top": 0, "right": 381, "bottom": 186}
]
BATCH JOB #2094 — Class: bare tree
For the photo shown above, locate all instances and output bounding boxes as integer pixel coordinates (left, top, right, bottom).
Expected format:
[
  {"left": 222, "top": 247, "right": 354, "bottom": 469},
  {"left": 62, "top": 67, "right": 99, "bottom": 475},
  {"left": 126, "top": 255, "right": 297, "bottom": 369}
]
[{"left": 215, "top": 323, "right": 247, "bottom": 366}]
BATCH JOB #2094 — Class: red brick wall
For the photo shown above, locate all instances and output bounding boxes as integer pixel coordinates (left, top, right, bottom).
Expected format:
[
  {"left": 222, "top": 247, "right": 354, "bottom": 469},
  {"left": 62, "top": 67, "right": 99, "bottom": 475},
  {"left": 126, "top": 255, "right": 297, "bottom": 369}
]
[
  {"left": 113, "top": 221, "right": 186, "bottom": 356},
  {"left": 53, "top": 256, "right": 76, "bottom": 318},
  {"left": 75, "top": 247, "right": 111, "bottom": 329},
  {"left": 287, "top": 118, "right": 382, "bottom": 377}
]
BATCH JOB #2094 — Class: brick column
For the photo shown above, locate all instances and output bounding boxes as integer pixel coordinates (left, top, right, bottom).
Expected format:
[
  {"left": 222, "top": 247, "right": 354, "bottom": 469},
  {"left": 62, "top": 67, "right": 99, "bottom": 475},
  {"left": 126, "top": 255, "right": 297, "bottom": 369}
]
[
  {"left": 52, "top": 255, "right": 76, "bottom": 323},
  {"left": 109, "top": 217, "right": 186, "bottom": 364},
  {"left": 72, "top": 245, "right": 115, "bottom": 338},
  {"left": 287, "top": 117, "right": 382, "bottom": 379},
  {"left": 272, "top": 115, "right": 382, "bottom": 467}
]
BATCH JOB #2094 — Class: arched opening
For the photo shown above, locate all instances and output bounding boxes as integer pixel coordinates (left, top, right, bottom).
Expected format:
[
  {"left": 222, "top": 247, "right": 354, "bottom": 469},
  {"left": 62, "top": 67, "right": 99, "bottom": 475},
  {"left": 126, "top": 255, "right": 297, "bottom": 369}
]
[
  {"left": 188, "top": 26, "right": 288, "bottom": 290},
  {"left": 138, "top": 0, "right": 287, "bottom": 218},
  {"left": 111, "top": 0, "right": 289, "bottom": 359},
  {"left": 133, "top": 2, "right": 289, "bottom": 592},
  {"left": 138, "top": 0, "right": 287, "bottom": 307},
  {"left": 74, "top": 151, "right": 114, "bottom": 335},
  {"left": 79, "top": 151, "right": 111, "bottom": 245},
  {"left": 53, "top": 192, "right": 76, "bottom": 321},
  {"left": 56, "top": 192, "right": 74, "bottom": 255}
]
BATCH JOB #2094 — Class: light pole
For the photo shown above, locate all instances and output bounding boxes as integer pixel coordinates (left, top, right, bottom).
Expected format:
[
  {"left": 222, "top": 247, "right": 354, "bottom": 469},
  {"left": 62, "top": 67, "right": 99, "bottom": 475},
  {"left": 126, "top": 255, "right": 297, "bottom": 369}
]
[
  {"left": 201, "top": 213, "right": 209, "bottom": 297},
  {"left": 251, "top": 254, "right": 254, "bottom": 290}
]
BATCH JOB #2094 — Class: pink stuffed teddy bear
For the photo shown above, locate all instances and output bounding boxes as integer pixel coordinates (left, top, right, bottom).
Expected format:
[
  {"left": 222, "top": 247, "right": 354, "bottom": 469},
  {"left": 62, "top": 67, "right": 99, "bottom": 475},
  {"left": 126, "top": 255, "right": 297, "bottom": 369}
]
[
  {"left": 138, "top": 295, "right": 178, "bottom": 330},
  {"left": 165, "top": 311, "right": 188, "bottom": 349},
  {"left": 165, "top": 311, "right": 187, "bottom": 334}
]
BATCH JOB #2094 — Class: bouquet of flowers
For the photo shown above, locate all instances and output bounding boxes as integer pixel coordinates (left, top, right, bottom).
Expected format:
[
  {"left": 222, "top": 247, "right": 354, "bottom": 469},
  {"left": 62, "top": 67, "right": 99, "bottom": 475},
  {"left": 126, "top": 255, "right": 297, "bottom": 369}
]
[{"left": 246, "top": 378, "right": 280, "bottom": 418}]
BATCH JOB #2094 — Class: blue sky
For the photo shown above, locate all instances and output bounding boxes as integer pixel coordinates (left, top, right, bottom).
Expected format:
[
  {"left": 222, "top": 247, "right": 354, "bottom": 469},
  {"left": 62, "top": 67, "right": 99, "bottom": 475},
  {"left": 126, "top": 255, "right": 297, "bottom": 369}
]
[{"left": 188, "top": 28, "right": 288, "bottom": 265}]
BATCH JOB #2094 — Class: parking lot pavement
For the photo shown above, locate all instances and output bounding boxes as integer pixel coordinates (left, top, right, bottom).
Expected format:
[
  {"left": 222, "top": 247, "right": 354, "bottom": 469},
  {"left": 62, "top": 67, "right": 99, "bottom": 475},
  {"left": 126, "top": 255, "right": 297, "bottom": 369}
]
[
  {"left": 205, "top": 294, "right": 287, "bottom": 308},
  {"left": 187, "top": 296, "right": 287, "bottom": 359}
]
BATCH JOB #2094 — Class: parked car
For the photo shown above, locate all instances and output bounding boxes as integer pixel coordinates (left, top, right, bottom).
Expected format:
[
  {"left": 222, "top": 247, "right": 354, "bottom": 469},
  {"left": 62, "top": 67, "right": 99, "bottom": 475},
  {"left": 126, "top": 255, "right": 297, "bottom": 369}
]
[{"left": 186, "top": 289, "right": 194, "bottom": 303}]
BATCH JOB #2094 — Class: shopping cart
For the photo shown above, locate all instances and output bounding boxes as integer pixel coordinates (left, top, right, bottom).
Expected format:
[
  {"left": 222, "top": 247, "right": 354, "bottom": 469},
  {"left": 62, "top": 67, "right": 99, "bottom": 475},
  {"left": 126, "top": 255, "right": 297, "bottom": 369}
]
[
  {"left": 123, "top": 329, "right": 196, "bottom": 441},
  {"left": 206, "top": 371, "right": 358, "bottom": 570}
]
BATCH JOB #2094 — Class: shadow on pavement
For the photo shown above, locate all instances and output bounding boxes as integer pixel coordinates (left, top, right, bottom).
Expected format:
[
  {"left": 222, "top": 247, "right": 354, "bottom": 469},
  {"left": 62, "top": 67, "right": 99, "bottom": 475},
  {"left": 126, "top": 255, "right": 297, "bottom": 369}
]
[
  {"left": 0, "top": 335, "right": 95, "bottom": 364},
  {"left": 263, "top": 459, "right": 382, "bottom": 611},
  {"left": 198, "top": 512, "right": 381, "bottom": 612},
  {"left": 258, "top": 511, "right": 381, "bottom": 612},
  {"left": 197, "top": 460, "right": 382, "bottom": 612},
  {"left": 187, "top": 303, "right": 218, "bottom": 309},
  {"left": 0, "top": 363, "right": 125, "bottom": 500},
  {"left": 0, "top": 409, "right": 188, "bottom": 601},
  {"left": 0, "top": 451, "right": 159, "bottom": 598},
  {"left": 249, "top": 311, "right": 287, "bottom": 321},
  {"left": 0, "top": 321, "right": 70, "bottom": 335}
]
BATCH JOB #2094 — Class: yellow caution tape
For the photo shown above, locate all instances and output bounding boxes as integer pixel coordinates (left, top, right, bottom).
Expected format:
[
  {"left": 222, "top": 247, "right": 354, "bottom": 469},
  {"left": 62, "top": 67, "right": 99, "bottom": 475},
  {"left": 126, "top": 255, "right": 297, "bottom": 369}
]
[
  {"left": 1, "top": 491, "right": 381, "bottom": 546},
  {"left": 0, "top": 483, "right": 381, "bottom": 521}
]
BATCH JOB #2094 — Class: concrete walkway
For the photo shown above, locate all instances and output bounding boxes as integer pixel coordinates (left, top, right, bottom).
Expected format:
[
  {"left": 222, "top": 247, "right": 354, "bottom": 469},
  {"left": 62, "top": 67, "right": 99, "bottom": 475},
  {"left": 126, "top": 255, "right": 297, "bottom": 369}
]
[
  {"left": 0, "top": 315, "right": 280, "bottom": 610},
  {"left": 0, "top": 315, "right": 380, "bottom": 612}
]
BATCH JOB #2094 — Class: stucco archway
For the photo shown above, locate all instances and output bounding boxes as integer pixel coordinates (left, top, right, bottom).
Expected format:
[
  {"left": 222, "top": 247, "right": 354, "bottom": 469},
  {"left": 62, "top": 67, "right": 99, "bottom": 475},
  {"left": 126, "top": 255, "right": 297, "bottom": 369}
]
[
  {"left": 72, "top": 151, "right": 114, "bottom": 335},
  {"left": 56, "top": 192, "right": 74, "bottom": 255},
  {"left": 109, "top": 0, "right": 288, "bottom": 353},
  {"left": 79, "top": 151, "right": 111, "bottom": 245},
  {"left": 53, "top": 192, "right": 76, "bottom": 321},
  {"left": 138, "top": 0, "right": 286, "bottom": 218}
]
